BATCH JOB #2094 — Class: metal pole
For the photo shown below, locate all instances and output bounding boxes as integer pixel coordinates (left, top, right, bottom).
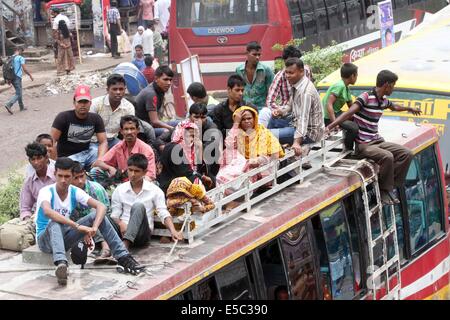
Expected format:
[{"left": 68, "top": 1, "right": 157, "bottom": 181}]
[{"left": 0, "top": 0, "right": 6, "bottom": 58}]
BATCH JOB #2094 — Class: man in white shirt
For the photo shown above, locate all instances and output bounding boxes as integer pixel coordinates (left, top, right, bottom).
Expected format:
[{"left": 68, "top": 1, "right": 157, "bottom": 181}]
[
  {"left": 111, "top": 153, "right": 182, "bottom": 249},
  {"left": 90, "top": 74, "right": 135, "bottom": 149},
  {"left": 154, "top": 0, "right": 170, "bottom": 34},
  {"left": 50, "top": 8, "right": 71, "bottom": 31},
  {"left": 142, "top": 23, "right": 154, "bottom": 57},
  {"left": 36, "top": 157, "right": 144, "bottom": 285}
]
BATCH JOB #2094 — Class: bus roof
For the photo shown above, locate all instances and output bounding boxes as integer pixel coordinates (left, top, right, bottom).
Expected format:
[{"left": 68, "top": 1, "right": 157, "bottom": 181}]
[
  {"left": 0, "top": 121, "right": 438, "bottom": 300},
  {"left": 317, "top": 6, "right": 450, "bottom": 95}
]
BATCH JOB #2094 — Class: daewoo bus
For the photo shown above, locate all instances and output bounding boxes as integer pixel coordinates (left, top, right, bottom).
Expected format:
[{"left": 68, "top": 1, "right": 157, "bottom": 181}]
[
  {"left": 317, "top": 5, "right": 450, "bottom": 170},
  {"left": 168, "top": 0, "right": 445, "bottom": 115},
  {"left": 0, "top": 119, "right": 448, "bottom": 300}
]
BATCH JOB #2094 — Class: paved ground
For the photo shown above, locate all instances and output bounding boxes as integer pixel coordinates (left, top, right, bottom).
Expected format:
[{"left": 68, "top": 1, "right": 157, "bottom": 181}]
[{"left": 0, "top": 52, "right": 132, "bottom": 178}]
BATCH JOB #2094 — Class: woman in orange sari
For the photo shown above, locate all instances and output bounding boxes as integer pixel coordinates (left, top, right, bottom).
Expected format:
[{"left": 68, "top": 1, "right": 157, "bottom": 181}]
[{"left": 217, "top": 106, "right": 285, "bottom": 210}]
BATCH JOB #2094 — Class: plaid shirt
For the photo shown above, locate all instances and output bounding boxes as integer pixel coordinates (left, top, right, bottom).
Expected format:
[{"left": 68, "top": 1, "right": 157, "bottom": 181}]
[
  {"left": 281, "top": 76, "right": 324, "bottom": 142},
  {"left": 107, "top": 7, "right": 121, "bottom": 24},
  {"left": 266, "top": 65, "right": 314, "bottom": 110}
]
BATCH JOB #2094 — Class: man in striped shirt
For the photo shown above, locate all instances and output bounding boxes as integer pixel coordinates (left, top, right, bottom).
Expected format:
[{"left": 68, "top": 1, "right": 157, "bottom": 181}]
[
  {"left": 107, "top": 1, "right": 123, "bottom": 58},
  {"left": 326, "top": 70, "right": 421, "bottom": 205}
]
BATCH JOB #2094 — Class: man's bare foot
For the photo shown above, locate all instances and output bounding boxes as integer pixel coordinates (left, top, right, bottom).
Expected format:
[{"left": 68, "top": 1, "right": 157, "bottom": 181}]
[{"left": 223, "top": 200, "right": 241, "bottom": 213}]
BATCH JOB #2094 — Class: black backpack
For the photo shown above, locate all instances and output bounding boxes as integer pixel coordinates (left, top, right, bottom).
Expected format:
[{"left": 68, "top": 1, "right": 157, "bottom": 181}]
[{"left": 2, "top": 56, "right": 17, "bottom": 82}]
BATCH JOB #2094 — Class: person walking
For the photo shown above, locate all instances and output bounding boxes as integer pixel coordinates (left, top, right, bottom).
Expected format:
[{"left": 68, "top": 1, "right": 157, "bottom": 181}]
[
  {"left": 3, "top": 47, "right": 33, "bottom": 115},
  {"left": 55, "top": 20, "right": 75, "bottom": 76},
  {"left": 107, "top": 1, "right": 123, "bottom": 58},
  {"left": 137, "top": 0, "right": 155, "bottom": 29}
]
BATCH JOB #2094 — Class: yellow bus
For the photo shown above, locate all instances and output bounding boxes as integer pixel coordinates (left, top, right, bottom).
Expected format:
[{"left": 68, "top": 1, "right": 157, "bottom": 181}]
[{"left": 317, "top": 5, "right": 450, "bottom": 170}]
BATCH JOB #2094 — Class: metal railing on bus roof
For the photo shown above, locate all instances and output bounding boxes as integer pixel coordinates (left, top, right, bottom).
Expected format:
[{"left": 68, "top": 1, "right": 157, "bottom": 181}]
[{"left": 154, "top": 132, "right": 351, "bottom": 244}]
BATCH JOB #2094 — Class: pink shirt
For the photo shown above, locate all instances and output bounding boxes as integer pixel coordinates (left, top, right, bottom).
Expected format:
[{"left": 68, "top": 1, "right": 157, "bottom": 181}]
[
  {"left": 101, "top": 138, "right": 156, "bottom": 180},
  {"left": 140, "top": 0, "right": 155, "bottom": 20}
]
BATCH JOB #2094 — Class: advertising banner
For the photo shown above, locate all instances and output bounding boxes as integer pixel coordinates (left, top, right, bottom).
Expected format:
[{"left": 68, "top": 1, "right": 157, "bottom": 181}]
[{"left": 378, "top": 0, "right": 395, "bottom": 48}]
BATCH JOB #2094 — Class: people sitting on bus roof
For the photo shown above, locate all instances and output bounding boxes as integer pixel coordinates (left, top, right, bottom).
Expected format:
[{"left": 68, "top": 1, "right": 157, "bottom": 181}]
[
  {"left": 259, "top": 45, "right": 313, "bottom": 128},
  {"left": 166, "top": 177, "right": 215, "bottom": 216},
  {"left": 110, "top": 154, "right": 182, "bottom": 249},
  {"left": 25, "top": 134, "right": 56, "bottom": 178},
  {"left": 90, "top": 74, "right": 135, "bottom": 150},
  {"left": 273, "top": 58, "right": 325, "bottom": 154},
  {"left": 135, "top": 65, "right": 179, "bottom": 138},
  {"left": 210, "top": 74, "right": 246, "bottom": 141},
  {"left": 173, "top": 103, "right": 221, "bottom": 181},
  {"left": 70, "top": 161, "right": 113, "bottom": 264},
  {"left": 51, "top": 85, "right": 108, "bottom": 170},
  {"left": 216, "top": 106, "right": 285, "bottom": 212},
  {"left": 35, "top": 157, "right": 144, "bottom": 285},
  {"left": 322, "top": 63, "right": 359, "bottom": 151},
  {"left": 186, "top": 82, "right": 220, "bottom": 114},
  {"left": 131, "top": 44, "right": 146, "bottom": 72},
  {"left": 235, "top": 41, "right": 274, "bottom": 111},
  {"left": 90, "top": 115, "right": 156, "bottom": 189},
  {"left": 157, "top": 122, "right": 213, "bottom": 194},
  {"left": 326, "top": 70, "right": 422, "bottom": 205},
  {"left": 20, "top": 142, "right": 56, "bottom": 221}
]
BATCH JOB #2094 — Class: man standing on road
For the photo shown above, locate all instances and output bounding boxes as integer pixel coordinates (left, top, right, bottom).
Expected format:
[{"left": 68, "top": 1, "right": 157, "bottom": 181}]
[
  {"left": 107, "top": 1, "right": 123, "bottom": 58},
  {"left": 235, "top": 41, "right": 274, "bottom": 111},
  {"left": 142, "top": 22, "right": 154, "bottom": 57},
  {"left": 51, "top": 85, "right": 108, "bottom": 169},
  {"left": 49, "top": 8, "right": 71, "bottom": 63},
  {"left": 35, "top": 157, "right": 144, "bottom": 285},
  {"left": 3, "top": 47, "right": 33, "bottom": 115}
]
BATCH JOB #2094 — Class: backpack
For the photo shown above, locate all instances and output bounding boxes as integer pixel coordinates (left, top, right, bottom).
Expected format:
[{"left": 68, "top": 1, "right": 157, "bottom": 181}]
[
  {"left": 0, "top": 217, "right": 36, "bottom": 252},
  {"left": 2, "top": 55, "right": 17, "bottom": 82}
]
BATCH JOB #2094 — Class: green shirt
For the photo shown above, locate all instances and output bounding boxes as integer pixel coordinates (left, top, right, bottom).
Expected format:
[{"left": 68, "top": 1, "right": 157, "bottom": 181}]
[
  {"left": 71, "top": 180, "right": 110, "bottom": 221},
  {"left": 322, "top": 79, "right": 352, "bottom": 119},
  {"left": 236, "top": 61, "right": 274, "bottom": 110}
]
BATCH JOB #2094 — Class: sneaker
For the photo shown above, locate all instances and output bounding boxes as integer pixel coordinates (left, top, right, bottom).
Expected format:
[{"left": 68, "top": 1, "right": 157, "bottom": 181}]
[
  {"left": 4, "top": 105, "right": 13, "bottom": 115},
  {"left": 19, "top": 107, "right": 27, "bottom": 111},
  {"left": 55, "top": 261, "right": 68, "bottom": 285},
  {"left": 388, "top": 191, "right": 400, "bottom": 204},
  {"left": 380, "top": 191, "right": 394, "bottom": 205},
  {"left": 117, "top": 254, "right": 145, "bottom": 275}
]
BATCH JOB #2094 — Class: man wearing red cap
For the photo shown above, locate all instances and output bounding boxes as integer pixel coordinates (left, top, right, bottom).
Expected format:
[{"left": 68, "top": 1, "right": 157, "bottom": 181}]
[{"left": 51, "top": 85, "right": 108, "bottom": 169}]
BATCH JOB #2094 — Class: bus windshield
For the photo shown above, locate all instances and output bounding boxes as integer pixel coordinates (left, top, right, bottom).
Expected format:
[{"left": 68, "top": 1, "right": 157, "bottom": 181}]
[{"left": 176, "top": 0, "right": 268, "bottom": 28}]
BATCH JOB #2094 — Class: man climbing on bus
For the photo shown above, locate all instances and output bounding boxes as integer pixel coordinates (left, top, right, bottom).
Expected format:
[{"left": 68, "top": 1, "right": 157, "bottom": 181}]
[
  {"left": 236, "top": 41, "right": 274, "bottom": 111},
  {"left": 326, "top": 70, "right": 422, "bottom": 205},
  {"left": 322, "top": 63, "right": 359, "bottom": 151}
]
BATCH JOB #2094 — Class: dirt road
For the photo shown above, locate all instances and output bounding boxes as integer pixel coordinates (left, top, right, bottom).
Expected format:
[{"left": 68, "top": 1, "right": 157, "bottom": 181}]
[{"left": 0, "top": 87, "right": 104, "bottom": 176}]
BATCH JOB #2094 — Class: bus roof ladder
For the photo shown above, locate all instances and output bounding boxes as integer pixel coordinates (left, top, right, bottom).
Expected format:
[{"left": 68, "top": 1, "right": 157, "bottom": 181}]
[
  {"left": 325, "top": 159, "right": 402, "bottom": 300},
  {"left": 153, "top": 131, "right": 351, "bottom": 244}
]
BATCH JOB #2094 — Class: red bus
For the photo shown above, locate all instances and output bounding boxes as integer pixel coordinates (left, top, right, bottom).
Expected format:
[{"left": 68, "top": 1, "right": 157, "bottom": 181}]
[
  {"left": 1, "top": 119, "right": 447, "bottom": 300},
  {"left": 168, "top": 0, "right": 445, "bottom": 116}
]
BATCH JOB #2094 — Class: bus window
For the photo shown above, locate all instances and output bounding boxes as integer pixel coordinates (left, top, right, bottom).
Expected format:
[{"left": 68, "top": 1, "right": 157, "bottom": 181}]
[
  {"left": 280, "top": 224, "right": 319, "bottom": 300},
  {"left": 417, "top": 146, "right": 445, "bottom": 240},
  {"left": 344, "top": 0, "right": 363, "bottom": 24},
  {"left": 325, "top": 0, "right": 344, "bottom": 29},
  {"left": 316, "top": 0, "right": 330, "bottom": 32},
  {"left": 257, "top": 240, "right": 289, "bottom": 300},
  {"left": 390, "top": 189, "right": 407, "bottom": 263},
  {"left": 392, "top": 0, "right": 408, "bottom": 8},
  {"left": 287, "top": 0, "right": 318, "bottom": 36},
  {"left": 176, "top": 0, "right": 268, "bottom": 28},
  {"left": 313, "top": 203, "right": 356, "bottom": 300},
  {"left": 286, "top": 0, "right": 305, "bottom": 38},
  {"left": 405, "top": 158, "right": 428, "bottom": 254},
  {"left": 215, "top": 258, "right": 254, "bottom": 300},
  {"left": 193, "top": 277, "right": 220, "bottom": 300}
]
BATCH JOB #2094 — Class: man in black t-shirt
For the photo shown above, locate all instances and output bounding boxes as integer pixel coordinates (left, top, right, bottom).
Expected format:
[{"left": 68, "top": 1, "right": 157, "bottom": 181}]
[
  {"left": 51, "top": 85, "right": 108, "bottom": 169},
  {"left": 135, "top": 65, "right": 179, "bottom": 138}
]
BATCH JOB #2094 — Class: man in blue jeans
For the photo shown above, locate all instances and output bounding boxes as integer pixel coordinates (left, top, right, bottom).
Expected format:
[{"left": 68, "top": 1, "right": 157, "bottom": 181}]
[
  {"left": 4, "top": 47, "right": 34, "bottom": 114},
  {"left": 36, "top": 157, "right": 144, "bottom": 285}
]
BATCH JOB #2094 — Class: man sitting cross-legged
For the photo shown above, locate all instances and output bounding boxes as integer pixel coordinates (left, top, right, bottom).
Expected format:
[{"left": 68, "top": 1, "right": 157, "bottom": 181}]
[
  {"left": 110, "top": 153, "right": 182, "bottom": 249},
  {"left": 35, "top": 157, "right": 144, "bottom": 285},
  {"left": 90, "top": 115, "right": 156, "bottom": 189},
  {"left": 71, "top": 161, "right": 113, "bottom": 263}
]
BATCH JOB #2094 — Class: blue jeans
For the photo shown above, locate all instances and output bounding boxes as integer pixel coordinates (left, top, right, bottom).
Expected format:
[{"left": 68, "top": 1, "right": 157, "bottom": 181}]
[
  {"left": 37, "top": 212, "right": 128, "bottom": 264},
  {"left": 68, "top": 144, "right": 98, "bottom": 169},
  {"left": 154, "top": 120, "right": 180, "bottom": 137},
  {"left": 6, "top": 77, "right": 24, "bottom": 110}
]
